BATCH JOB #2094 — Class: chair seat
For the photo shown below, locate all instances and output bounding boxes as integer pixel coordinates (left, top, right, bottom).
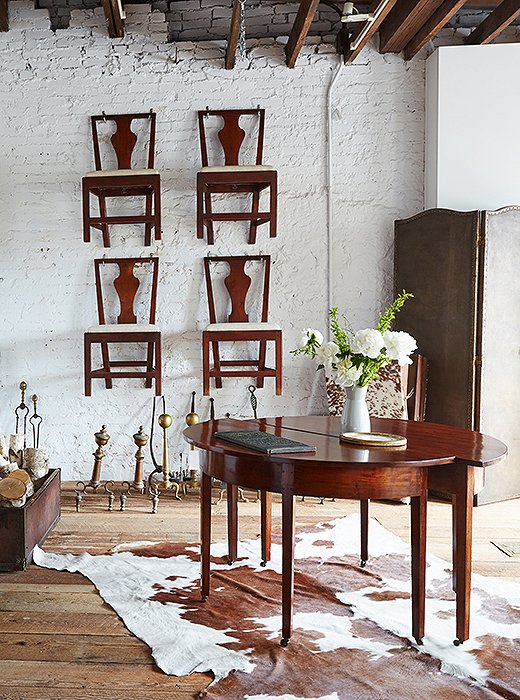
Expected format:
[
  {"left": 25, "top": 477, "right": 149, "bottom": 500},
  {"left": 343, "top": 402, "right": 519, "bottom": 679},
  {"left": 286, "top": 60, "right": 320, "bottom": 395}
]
[
  {"left": 200, "top": 165, "right": 275, "bottom": 173},
  {"left": 205, "top": 322, "right": 280, "bottom": 332},
  {"left": 87, "top": 324, "right": 159, "bottom": 333},
  {"left": 84, "top": 169, "right": 160, "bottom": 178}
]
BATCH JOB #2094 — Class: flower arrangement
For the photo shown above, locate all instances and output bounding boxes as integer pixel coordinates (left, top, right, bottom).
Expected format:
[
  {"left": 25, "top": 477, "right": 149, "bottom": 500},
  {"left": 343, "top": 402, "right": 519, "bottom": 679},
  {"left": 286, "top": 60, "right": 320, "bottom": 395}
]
[{"left": 292, "top": 291, "right": 417, "bottom": 388}]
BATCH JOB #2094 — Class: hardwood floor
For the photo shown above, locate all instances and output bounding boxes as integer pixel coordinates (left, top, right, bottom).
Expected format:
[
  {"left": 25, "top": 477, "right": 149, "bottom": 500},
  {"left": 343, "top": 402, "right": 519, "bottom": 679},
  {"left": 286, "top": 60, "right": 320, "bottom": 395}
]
[{"left": 1, "top": 484, "right": 519, "bottom": 699}]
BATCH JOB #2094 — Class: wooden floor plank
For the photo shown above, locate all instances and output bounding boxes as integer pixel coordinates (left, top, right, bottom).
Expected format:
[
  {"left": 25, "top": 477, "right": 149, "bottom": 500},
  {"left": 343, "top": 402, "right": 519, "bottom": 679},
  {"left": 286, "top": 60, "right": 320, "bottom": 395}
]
[
  {"left": 0, "top": 611, "right": 129, "bottom": 636},
  {"left": 0, "top": 590, "right": 111, "bottom": 615}
]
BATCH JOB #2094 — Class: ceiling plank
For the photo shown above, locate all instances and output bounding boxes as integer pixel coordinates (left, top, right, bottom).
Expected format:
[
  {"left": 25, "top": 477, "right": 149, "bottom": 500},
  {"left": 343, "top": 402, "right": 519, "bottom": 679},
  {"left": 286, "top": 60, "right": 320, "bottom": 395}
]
[
  {"left": 0, "top": 0, "right": 8, "bottom": 32},
  {"left": 285, "top": 0, "right": 321, "bottom": 68},
  {"left": 404, "top": 0, "right": 467, "bottom": 60},
  {"left": 225, "top": 0, "right": 242, "bottom": 70},
  {"left": 379, "top": 0, "right": 442, "bottom": 53},
  {"left": 465, "top": 0, "right": 520, "bottom": 44},
  {"left": 344, "top": 0, "right": 399, "bottom": 63},
  {"left": 101, "top": 0, "right": 125, "bottom": 39}
]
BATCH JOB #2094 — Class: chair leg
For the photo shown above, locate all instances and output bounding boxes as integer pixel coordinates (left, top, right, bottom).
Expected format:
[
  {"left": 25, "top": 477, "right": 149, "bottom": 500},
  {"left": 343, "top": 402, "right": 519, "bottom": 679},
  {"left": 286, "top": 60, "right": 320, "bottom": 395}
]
[
  {"left": 144, "top": 192, "right": 153, "bottom": 247},
  {"left": 84, "top": 335, "right": 92, "bottom": 396},
  {"left": 145, "top": 341, "right": 154, "bottom": 388},
  {"left": 248, "top": 189, "right": 260, "bottom": 245},
  {"left": 98, "top": 193, "right": 110, "bottom": 248},
  {"left": 154, "top": 182, "right": 161, "bottom": 241},
  {"left": 100, "top": 341, "right": 113, "bottom": 389},
  {"left": 82, "top": 180, "right": 91, "bottom": 243},
  {"left": 154, "top": 336, "right": 162, "bottom": 396},
  {"left": 202, "top": 333, "right": 211, "bottom": 396},
  {"left": 270, "top": 175, "right": 278, "bottom": 238},
  {"left": 275, "top": 332, "right": 283, "bottom": 395},
  {"left": 257, "top": 340, "right": 267, "bottom": 389},
  {"left": 212, "top": 341, "right": 223, "bottom": 389},
  {"left": 204, "top": 191, "right": 215, "bottom": 246},
  {"left": 360, "top": 499, "right": 369, "bottom": 567}
]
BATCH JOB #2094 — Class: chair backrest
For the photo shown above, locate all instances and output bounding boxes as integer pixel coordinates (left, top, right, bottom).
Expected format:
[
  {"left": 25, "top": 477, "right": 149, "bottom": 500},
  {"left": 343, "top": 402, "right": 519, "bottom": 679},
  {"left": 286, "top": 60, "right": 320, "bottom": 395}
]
[
  {"left": 198, "top": 109, "right": 266, "bottom": 167},
  {"left": 203, "top": 255, "right": 270, "bottom": 325},
  {"left": 326, "top": 354, "right": 428, "bottom": 422},
  {"left": 90, "top": 112, "right": 156, "bottom": 171},
  {"left": 93, "top": 257, "right": 159, "bottom": 325}
]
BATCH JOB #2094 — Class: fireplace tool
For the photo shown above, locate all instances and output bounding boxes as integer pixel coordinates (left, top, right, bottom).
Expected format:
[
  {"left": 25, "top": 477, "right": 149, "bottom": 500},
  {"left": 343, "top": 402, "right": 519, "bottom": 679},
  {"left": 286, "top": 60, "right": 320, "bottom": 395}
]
[
  {"left": 147, "top": 396, "right": 183, "bottom": 513},
  {"left": 14, "top": 381, "right": 29, "bottom": 449},
  {"left": 181, "top": 391, "right": 201, "bottom": 492},
  {"left": 29, "top": 394, "right": 42, "bottom": 449},
  {"left": 75, "top": 425, "right": 114, "bottom": 512}
]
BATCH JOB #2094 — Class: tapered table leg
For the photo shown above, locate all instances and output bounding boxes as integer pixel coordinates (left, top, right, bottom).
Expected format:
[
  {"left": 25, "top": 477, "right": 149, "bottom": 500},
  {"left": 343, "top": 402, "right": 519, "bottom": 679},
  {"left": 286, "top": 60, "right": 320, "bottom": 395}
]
[
  {"left": 260, "top": 490, "right": 272, "bottom": 566},
  {"left": 281, "top": 491, "right": 295, "bottom": 647},
  {"left": 201, "top": 470, "right": 212, "bottom": 601},
  {"left": 360, "top": 499, "right": 369, "bottom": 567},
  {"left": 410, "top": 481, "right": 427, "bottom": 645},
  {"left": 453, "top": 465, "right": 474, "bottom": 645},
  {"left": 227, "top": 483, "right": 238, "bottom": 564}
]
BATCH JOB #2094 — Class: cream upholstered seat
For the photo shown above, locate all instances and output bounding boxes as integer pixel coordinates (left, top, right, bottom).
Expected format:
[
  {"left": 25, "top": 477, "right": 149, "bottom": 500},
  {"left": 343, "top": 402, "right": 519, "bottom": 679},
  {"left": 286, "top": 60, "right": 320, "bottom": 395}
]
[
  {"left": 205, "top": 322, "right": 280, "bottom": 332},
  {"left": 87, "top": 324, "right": 158, "bottom": 333},
  {"left": 84, "top": 169, "right": 160, "bottom": 178},
  {"left": 200, "top": 165, "right": 275, "bottom": 173}
]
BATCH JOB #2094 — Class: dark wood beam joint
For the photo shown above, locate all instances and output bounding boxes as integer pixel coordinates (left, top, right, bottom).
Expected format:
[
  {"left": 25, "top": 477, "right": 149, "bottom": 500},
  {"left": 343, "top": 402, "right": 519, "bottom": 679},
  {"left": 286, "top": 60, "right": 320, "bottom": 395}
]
[
  {"left": 465, "top": 0, "right": 520, "bottom": 44},
  {"left": 102, "top": 0, "right": 125, "bottom": 39},
  {"left": 225, "top": 0, "right": 242, "bottom": 70},
  {"left": 285, "top": 0, "right": 321, "bottom": 68},
  {"left": 379, "top": 0, "right": 441, "bottom": 53}
]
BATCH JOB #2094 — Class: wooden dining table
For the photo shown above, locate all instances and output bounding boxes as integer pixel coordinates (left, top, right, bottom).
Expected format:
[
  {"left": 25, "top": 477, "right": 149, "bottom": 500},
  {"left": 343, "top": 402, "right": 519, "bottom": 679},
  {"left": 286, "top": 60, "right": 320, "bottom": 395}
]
[{"left": 183, "top": 415, "right": 507, "bottom": 647}]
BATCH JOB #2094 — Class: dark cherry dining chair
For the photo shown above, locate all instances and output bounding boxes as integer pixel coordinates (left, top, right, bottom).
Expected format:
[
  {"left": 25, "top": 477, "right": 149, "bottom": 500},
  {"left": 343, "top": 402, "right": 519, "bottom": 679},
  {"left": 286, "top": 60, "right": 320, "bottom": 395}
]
[
  {"left": 82, "top": 112, "right": 161, "bottom": 247},
  {"left": 197, "top": 108, "right": 278, "bottom": 244},
  {"left": 84, "top": 257, "right": 162, "bottom": 396},
  {"left": 202, "top": 255, "right": 282, "bottom": 396}
]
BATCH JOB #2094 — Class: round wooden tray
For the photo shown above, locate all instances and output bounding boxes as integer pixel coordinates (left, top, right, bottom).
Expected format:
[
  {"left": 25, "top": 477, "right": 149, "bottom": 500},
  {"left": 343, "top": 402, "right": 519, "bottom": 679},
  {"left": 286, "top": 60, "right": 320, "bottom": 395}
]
[{"left": 339, "top": 431, "right": 407, "bottom": 448}]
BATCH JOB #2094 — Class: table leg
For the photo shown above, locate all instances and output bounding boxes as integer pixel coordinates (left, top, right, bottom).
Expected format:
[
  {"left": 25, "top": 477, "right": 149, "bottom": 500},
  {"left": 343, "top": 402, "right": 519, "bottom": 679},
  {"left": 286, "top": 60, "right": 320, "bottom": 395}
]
[
  {"left": 201, "top": 470, "right": 212, "bottom": 601},
  {"left": 410, "top": 486, "right": 427, "bottom": 645},
  {"left": 281, "top": 491, "right": 295, "bottom": 647},
  {"left": 453, "top": 465, "right": 475, "bottom": 646},
  {"left": 260, "top": 490, "right": 272, "bottom": 566},
  {"left": 360, "top": 499, "right": 369, "bottom": 567},
  {"left": 227, "top": 483, "right": 238, "bottom": 565}
]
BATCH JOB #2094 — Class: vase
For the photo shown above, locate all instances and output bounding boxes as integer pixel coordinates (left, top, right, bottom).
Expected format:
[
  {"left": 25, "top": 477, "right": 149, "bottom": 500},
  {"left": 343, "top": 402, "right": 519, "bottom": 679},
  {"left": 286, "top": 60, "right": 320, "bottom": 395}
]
[{"left": 341, "top": 385, "right": 371, "bottom": 433}]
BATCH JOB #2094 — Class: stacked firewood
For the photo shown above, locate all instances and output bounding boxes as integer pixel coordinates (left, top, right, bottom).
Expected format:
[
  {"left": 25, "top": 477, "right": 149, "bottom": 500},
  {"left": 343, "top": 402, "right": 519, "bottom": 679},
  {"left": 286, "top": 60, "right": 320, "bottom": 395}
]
[{"left": 0, "top": 435, "right": 49, "bottom": 508}]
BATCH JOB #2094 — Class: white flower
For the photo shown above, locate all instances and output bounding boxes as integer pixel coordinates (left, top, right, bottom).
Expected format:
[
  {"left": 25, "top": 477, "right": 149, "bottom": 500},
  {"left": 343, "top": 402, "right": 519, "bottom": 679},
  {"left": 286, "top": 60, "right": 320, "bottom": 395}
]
[
  {"left": 334, "top": 357, "right": 362, "bottom": 388},
  {"left": 383, "top": 330, "right": 417, "bottom": 365},
  {"left": 317, "top": 341, "right": 339, "bottom": 374},
  {"left": 299, "top": 327, "right": 323, "bottom": 349},
  {"left": 350, "top": 328, "right": 385, "bottom": 359}
]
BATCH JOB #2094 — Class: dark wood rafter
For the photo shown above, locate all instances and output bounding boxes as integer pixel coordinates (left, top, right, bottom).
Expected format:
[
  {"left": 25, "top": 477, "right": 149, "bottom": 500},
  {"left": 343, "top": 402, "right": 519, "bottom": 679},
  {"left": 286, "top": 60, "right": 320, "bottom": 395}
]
[
  {"left": 225, "top": 0, "right": 242, "bottom": 70},
  {"left": 379, "top": 0, "right": 442, "bottom": 53},
  {"left": 285, "top": 0, "right": 321, "bottom": 68},
  {"left": 344, "top": 0, "right": 399, "bottom": 63},
  {"left": 465, "top": 0, "right": 520, "bottom": 44},
  {"left": 0, "top": 0, "right": 8, "bottom": 32},
  {"left": 404, "top": 0, "right": 466, "bottom": 60},
  {"left": 101, "top": 0, "right": 125, "bottom": 38}
]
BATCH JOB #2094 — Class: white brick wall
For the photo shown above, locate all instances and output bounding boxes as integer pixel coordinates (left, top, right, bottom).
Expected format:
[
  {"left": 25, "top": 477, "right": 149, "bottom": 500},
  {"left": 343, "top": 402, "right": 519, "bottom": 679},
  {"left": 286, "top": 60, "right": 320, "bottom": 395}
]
[{"left": 0, "top": 2, "right": 424, "bottom": 480}]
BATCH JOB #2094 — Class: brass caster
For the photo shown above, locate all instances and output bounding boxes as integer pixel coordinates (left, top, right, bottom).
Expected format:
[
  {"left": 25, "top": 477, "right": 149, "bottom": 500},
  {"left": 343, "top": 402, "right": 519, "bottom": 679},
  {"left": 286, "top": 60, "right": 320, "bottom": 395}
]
[
  {"left": 280, "top": 638, "right": 289, "bottom": 648},
  {"left": 201, "top": 595, "right": 208, "bottom": 603},
  {"left": 227, "top": 559, "right": 233, "bottom": 566},
  {"left": 260, "top": 560, "right": 267, "bottom": 567},
  {"left": 360, "top": 560, "right": 367, "bottom": 568},
  {"left": 453, "top": 638, "right": 463, "bottom": 646},
  {"left": 414, "top": 637, "right": 423, "bottom": 646}
]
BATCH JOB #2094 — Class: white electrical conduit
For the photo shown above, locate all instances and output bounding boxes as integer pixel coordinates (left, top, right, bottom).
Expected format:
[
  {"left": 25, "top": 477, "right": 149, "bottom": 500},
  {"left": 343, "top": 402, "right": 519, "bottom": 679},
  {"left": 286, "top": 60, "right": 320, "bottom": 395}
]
[{"left": 326, "top": 56, "right": 344, "bottom": 339}]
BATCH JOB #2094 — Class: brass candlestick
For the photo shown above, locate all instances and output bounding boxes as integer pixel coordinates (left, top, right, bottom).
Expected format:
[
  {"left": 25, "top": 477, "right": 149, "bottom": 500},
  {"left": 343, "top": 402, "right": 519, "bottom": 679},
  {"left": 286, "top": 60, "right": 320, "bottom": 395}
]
[{"left": 75, "top": 425, "right": 113, "bottom": 512}]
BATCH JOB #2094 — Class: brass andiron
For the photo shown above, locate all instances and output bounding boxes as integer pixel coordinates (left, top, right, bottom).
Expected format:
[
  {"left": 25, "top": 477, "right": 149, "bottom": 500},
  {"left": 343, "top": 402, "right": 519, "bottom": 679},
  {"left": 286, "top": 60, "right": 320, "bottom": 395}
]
[
  {"left": 147, "top": 399, "right": 183, "bottom": 513},
  {"left": 120, "top": 426, "right": 149, "bottom": 511},
  {"left": 75, "top": 425, "right": 114, "bottom": 512}
]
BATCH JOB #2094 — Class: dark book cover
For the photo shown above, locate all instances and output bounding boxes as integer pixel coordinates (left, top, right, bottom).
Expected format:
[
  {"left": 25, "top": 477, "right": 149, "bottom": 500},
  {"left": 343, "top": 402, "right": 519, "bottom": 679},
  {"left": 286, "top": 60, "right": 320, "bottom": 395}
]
[{"left": 214, "top": 430, "right": 316, "bottom": 455}]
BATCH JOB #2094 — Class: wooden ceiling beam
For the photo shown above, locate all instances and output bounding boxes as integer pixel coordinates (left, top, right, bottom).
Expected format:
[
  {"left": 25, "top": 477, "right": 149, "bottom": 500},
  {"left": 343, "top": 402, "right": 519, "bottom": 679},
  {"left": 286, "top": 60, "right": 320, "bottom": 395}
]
[
  {"left": 465, "top": 0, "right": 520, "bottom": 44},
  {"left": 404, "top": 0, "right": 467, "bottom": 60},
  {"left": 285, "top": 0, "right": 321, "bottom": 68},
  {"left": 0, "top": 0, "right": 8, "bottom": 32},
  {"left": 225, "top": 0, "right": 242, "bottom": 70},
  {"left": 344, "top": 0, "right": 399, "bottom": 63},
  {"left": 101, "top": 0, "right": 125, "bottom": 38},
  {"left": 379, "top": 0, "right": 442, "bottom": 53}
]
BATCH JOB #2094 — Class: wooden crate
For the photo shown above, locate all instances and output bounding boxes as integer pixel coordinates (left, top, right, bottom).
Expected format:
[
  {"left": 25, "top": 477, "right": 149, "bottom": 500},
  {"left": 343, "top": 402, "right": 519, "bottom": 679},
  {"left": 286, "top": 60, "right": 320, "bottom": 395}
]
[{"left": 0, "top": 468, "right": 61, "bottom": 571}]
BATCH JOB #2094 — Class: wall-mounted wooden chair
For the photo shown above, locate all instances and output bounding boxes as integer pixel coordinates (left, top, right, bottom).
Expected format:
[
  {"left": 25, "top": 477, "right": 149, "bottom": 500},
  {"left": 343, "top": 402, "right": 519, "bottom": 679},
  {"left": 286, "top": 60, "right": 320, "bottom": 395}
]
[
  {"left": 197, "top": 109, "right": 277, "bottom": 245},
  {"left": 84, "top": 257, "right": 161, "bottom": 396},
  {"left": 202, "top": 255, "right": 282, "bottom": 396},
  {"left": 82, "top": 112, "right": 161, "bottom": 248}
]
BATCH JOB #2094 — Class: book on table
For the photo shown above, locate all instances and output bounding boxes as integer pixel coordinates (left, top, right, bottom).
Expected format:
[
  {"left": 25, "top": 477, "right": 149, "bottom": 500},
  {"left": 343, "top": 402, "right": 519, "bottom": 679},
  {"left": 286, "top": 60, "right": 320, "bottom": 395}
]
[{"left": 214, "top": 430, "right": 316, "bottom": 455}]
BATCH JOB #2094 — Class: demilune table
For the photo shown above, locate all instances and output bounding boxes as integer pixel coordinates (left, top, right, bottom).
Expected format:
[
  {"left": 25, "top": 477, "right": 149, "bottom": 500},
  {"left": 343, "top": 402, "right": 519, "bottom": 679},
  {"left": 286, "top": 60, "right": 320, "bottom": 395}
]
[{"left": 183, "top": 415, "right": 507, "bottom": 647}]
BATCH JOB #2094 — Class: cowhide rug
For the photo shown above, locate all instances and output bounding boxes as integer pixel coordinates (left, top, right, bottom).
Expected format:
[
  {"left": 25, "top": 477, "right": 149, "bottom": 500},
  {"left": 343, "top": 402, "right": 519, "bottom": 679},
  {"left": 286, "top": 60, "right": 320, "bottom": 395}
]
[{"left": 34, "top": 514, "right": 520, "bottom": 700}]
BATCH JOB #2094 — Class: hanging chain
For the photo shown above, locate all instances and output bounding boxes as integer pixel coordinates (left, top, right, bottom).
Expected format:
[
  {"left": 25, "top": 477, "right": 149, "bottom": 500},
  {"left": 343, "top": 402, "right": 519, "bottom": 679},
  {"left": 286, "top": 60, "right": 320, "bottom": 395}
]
[{"left": 238, "top": 0, "right": 247, "bottom": 59}]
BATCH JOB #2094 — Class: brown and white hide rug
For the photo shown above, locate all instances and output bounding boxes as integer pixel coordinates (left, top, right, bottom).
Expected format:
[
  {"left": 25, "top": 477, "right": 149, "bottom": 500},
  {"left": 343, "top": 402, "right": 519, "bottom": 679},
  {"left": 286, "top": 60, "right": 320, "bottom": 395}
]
[{"left": 34, "top": 514, "right": 520, "bottom": 700}]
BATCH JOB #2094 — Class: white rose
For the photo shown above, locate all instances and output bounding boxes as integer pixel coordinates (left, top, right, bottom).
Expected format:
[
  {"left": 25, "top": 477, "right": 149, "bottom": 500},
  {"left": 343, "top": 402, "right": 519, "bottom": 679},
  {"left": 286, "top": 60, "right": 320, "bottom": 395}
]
[
  {"left": 350, "top": 328, "right": 385, "bottom": 359},
  {"left": 316, "top": 341, "right": 339, "bottom": 375},
  {"left": 299, "top": 328, "right": 323, "bottom": 349},
  {"left": 383, "top": 330, "right": 417, "bottom": 365},
  {"left": 334, "top": 357, "right": 362, "bottom": 388}
]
